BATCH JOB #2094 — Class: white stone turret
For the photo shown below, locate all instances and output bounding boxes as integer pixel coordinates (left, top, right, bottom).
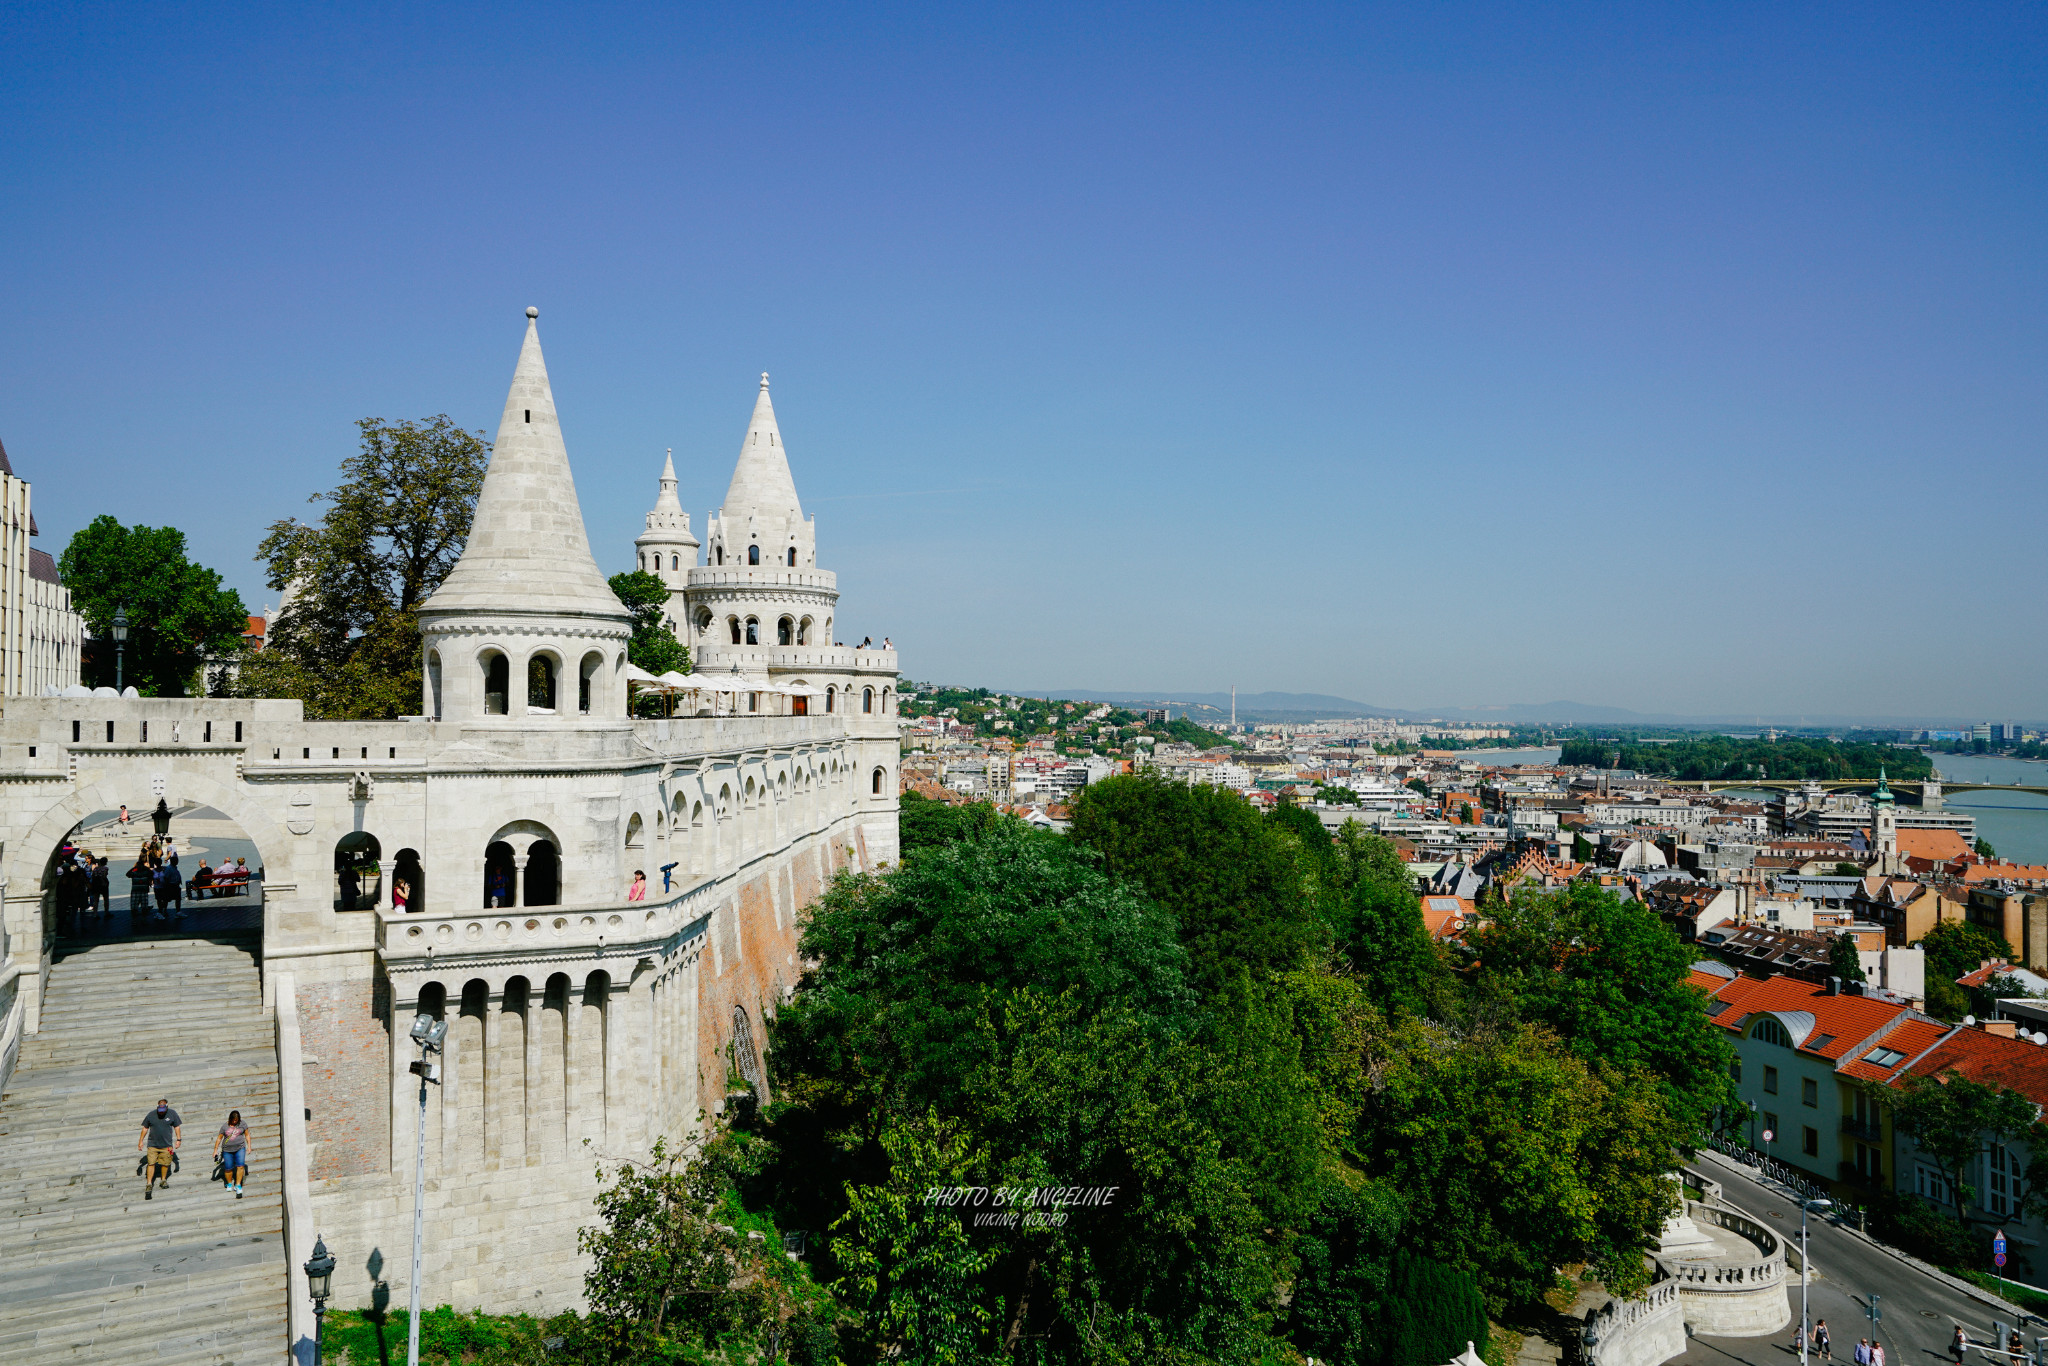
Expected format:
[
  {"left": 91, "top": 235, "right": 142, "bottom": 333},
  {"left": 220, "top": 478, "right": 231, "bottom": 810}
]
[
  {"left": 417, "top": 308, "right": 632, "bottom": 722},
  {"left": 634, "top": 450, "right": 700, "bottom": 612}
]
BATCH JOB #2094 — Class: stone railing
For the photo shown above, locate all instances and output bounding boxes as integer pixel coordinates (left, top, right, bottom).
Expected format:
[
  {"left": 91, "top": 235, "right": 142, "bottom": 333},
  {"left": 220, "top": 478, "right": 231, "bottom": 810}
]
[
  {"left": 1583, "top": 1273, "right": 1685, "bottom": 1366},
  {"left": 1667, "top": 1200, "right": 1790, "bottom": 1337},
  {"left": 375, "top": 880, "right": 715, "bottom": 973},
  {"left": 0, "top": 957, "right": 21, "bottom": 1097}
]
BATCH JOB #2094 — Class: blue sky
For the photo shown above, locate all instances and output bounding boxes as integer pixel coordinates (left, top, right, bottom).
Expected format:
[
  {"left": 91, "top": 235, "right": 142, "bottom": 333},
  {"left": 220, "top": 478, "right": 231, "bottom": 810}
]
[{"left": 3, "top": 3, "right": 2042, "bottom": 719}]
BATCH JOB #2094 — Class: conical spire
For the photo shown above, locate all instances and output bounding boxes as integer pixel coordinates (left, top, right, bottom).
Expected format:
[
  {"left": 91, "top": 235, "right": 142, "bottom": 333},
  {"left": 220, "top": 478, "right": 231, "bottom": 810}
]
[
  {"left": 654, "top": 448, "right": 683, "bottom": 513},
  {"left": 719, "top": 372, "right": 803, "bottom": 520},
  {"left": 423, "top": 309, "right": 629, "bottom": 621}
]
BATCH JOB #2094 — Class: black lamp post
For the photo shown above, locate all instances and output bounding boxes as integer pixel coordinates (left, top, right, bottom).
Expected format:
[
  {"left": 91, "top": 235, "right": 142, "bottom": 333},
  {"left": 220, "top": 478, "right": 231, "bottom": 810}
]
[
  {"left": 111, "top": 603, "right": 128, "bottom": 693},
  {"left": 304, "top": 1234, "right": 336, "bottom": 1364},
  {"left": 151, "top": 799, "right": 172, "bottom": 838}
]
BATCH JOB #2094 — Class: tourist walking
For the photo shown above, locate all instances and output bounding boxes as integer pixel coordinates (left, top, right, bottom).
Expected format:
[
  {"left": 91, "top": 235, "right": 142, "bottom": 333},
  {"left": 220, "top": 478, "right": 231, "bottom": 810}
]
[
  {"left": 137, "top": 1098, "right": 181, "bottom": 1199},
  {"left": 118, "top": 803, "right": 130, "bottom": 826},
  {"left": 1954, "top": 1326, "right": 1969, "bottom": 1364},
  {"left": 626, "top": 870, "right": 647, "bottom": 901},
  {"left": 1857, "top": 1338, "right": 1871, "bottom": 1366},
  {"left": 1793, "top": 1324, "right": 1807, "bottom": 1355},
  {"left": 1816, "top": 1320, "right": 1831, "bottom": 1361},
  {"left": 212, "top": 1109, "right": 249, "bottom": 1199},
  {"left": 127, "top": 856, "right": 152, "bottom": 916},
  {"left": 1873, "top": 1340, "right": 1886, "bottom": 1366},
  {"left": 89, "top": 856, "right": 110, "bottom": 916}
]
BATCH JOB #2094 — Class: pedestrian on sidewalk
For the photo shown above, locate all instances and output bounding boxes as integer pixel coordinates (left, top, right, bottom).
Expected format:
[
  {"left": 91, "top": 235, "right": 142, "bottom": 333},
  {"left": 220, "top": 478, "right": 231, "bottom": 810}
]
[
  {"left": 119, "top": 804, "right": 130, "bottom": 825},
  {"left": 1954, "top": 1326, "right": 1969, "bottom": 1364},
  {"left": 153, "top": 861, "right": 177, "bottom": 922},
  {"left": 137, "top": 1099, "right": 181, "bottom": 1199},
  {"left": 212, "top": 1110, "right": 248, "bottom": 1199},
  {"left": 1794, "top": 1324, "right": 1807, "bottom": 1355},
  {"left": 90, "top": 856, "right": 110, "bottom": 916},
  {"left": 626, "top": 870, "right": 647, "bottom": 901},
  {"left": 1816, "top": 1320, "right": 1831, "bottom": 1361},
  {"left": 1873, "top": 1340, "right": 1886, "bottom": 1366},
  {"left": 1857, "top": 1338, "right": 1871, "bottom": 1365}
]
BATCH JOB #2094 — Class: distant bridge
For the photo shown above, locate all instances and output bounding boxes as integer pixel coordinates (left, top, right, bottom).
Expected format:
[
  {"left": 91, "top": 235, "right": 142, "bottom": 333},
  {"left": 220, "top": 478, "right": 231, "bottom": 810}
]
[{"left": 1690, "top": 779, "right": 2048, "bottom": 799}]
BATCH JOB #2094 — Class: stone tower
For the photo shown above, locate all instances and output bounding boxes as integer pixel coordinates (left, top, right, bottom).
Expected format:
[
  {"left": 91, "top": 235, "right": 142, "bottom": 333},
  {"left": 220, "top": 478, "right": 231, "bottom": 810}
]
[
  {"left": 633, "top": 449, "right": 699, "bottom": 632},
  {"left": 417, "top": 307, "right": 634, "bottom": 721},
  {"left": 1872, "top": 768, "right": 1899, "bottom": 868}
]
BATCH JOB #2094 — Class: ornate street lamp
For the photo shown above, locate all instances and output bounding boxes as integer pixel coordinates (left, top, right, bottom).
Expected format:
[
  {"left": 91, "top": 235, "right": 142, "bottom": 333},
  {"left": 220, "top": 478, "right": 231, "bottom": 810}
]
[
  {"left": 151, "top": 799, "right": 172, "bottom": 837},
  {"left": 304, "top": 1234, "right": 336, "bottom": 1364},
  {"left": 111, "top": 603, "right": 129, "bottom": 693}
]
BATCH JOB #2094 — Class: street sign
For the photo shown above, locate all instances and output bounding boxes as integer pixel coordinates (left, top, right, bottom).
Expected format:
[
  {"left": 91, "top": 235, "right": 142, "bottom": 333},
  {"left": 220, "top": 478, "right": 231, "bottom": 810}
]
[
  {"left": 1996, "top": 1230, "right": 2009, "bottom": 1255},
  {"left": 1764, "top": 1129, "right": 1776, "bottom": 1142},
  {"left": 1997, "top": 1254, "right": 2007, "bottom": 1267}
]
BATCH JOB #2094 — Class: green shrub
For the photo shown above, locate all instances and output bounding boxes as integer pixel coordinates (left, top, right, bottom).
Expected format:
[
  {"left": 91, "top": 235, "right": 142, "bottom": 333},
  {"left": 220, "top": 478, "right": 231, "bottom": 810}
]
[{"left": 1386, "top": 1255, "right": 1490, "bottom": 1366}]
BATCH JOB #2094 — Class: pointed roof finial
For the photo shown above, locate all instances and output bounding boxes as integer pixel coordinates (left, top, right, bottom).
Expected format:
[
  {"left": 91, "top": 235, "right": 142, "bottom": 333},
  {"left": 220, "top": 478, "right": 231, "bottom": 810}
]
[
  {"left": 760, "top": 371, "right": 770, "bottom": 391},
  {"left": 526, "top": 306, "right": 538, "bottom": 319}
]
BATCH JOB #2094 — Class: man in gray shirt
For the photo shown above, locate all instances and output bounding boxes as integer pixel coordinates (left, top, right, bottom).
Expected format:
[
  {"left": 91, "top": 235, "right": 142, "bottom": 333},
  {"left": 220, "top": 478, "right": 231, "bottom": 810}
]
[{"left": 137, "top": 1099, "right": 180, "bottom": 1199}]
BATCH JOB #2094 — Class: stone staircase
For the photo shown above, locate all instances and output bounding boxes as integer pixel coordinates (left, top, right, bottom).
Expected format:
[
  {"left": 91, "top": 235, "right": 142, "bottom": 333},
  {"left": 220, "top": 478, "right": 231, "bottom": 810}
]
[{"left": 0, "top": 938, "right": 288, "bottom": 1364}]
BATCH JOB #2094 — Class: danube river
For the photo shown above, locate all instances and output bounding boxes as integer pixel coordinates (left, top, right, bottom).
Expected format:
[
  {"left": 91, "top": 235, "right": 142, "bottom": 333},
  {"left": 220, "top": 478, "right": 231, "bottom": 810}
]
[{"left": 1444, "top": 747, "right": 2048, "bottom": 864}]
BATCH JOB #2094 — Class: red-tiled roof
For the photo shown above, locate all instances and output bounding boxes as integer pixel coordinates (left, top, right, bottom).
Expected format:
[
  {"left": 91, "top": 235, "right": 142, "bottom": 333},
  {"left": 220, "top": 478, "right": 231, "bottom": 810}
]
[
  {"left": 1898, "top": 1026, "right": 2048, "bottom": 1110},
  {"left": 1840, "top": 1018, "right": 1951, "bottom": 1083},
  {"left": 1708, "top": 974, "right": 1916, "bottom": 1060}
]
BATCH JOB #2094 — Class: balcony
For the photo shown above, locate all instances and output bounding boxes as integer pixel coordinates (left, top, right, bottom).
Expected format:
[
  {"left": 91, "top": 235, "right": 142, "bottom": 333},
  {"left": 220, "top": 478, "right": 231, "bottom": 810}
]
[{"left": 1840, "top": 1115, "right": 1882, "bottom": 1141}]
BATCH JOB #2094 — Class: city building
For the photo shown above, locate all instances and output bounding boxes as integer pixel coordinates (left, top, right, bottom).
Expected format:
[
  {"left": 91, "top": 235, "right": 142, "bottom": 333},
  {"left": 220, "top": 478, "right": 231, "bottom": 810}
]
[{"left": 0, "top": 439, "right": 84, "bottom": 697}]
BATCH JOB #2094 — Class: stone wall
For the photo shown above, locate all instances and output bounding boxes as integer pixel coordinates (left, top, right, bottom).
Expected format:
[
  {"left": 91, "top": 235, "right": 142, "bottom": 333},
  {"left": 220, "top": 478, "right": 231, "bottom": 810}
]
[{"left": 298, "top": 972, "right": 392, "bottom": 1180}]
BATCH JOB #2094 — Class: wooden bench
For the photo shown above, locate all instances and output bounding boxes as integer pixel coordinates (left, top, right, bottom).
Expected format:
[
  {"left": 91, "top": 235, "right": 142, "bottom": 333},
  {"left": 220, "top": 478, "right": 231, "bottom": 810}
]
[{"left": 192, "top": 870, "right": 253, "bottom": 899}]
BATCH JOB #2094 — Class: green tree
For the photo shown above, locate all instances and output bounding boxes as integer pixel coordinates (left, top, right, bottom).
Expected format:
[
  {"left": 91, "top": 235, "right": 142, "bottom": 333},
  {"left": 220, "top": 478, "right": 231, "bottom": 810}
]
[
  {"left": 1916, "top": 921, "right": 2016, "bottom": 1021},
  {"left": 1885, "top": 1071, "right": 2038, "bottom": 1226},
  {"left": 608, "top": 569, "right": 690, "bottom": 678},
  {"left": 59, "top": 517, "right": 248, "bottom": 696},
  {"left": 1359, "top": 1020, "right": 1680, "bottom": 1310},
  {"left": 1384, "top": 1255, "right": 1490, "bottom": 1366},
  {"left": 1828, "top": 932, "right": 1867, "bottom": 984},
  {"left": 898, "top": 790, "right": 1002, "bottom": 855},
  {"left": 1287, "top": 1177, "right": 1407, "bottom": 1365},
  {"left": 1835, "top": 862, "right": 1865, "bottom": 877},
  {"left": 1978, "top": 838, "right": 1999, "bottom": 860},
  {"left": 830, "top": 1111, "right": 1001, "bottom": 1366},
  {"left": 579, "top": 1130, "right": 764, "bottom": 1358},
  {"left": 1330, "top": 822, "right": 1448, "bottom": 1021},
  {"left": 1467, "top": 883, "right": 1737, "bottom": 1138},
  {"left": 1067, "top": 772, "right": 1328, "bottom": 991},
  {"left": 238, "top": 415, "right": 489, "bottom": 718}
]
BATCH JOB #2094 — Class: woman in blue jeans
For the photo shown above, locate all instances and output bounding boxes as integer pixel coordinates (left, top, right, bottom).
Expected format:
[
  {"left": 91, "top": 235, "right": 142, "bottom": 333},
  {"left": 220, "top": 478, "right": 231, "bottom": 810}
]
[{"left": 213, "top": 1110, "right": 249, "bottom": 1198}]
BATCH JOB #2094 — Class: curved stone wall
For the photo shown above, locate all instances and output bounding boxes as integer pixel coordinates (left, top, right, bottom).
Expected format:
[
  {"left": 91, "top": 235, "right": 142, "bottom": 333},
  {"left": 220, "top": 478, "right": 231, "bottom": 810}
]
[
  {"left": 1585, "top": 1276, "right": 1687, "bottom": 1366},
  {"left": 1669, "top": 1200, "right": 1791, "bottom": 1337}
]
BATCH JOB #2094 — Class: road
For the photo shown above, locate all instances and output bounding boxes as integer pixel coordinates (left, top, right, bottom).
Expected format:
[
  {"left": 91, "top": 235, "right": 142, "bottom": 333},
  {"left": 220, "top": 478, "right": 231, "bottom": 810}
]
[{"left": 1672, "top": 1149, "right": 2032, "bottom": 1366}]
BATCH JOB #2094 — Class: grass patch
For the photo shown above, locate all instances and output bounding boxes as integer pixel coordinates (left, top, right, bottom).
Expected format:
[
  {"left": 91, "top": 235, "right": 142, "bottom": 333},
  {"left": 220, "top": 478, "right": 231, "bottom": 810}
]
[
  {"left": 1483, "top": 1323, "right": 1523, "bottom": 1366},
  {"left": 1958, "top": 1270, "right": 2048, "bottom": 1316},
  {"left": 323, "top": 1306, "right": 579, "bottom": 1366}
]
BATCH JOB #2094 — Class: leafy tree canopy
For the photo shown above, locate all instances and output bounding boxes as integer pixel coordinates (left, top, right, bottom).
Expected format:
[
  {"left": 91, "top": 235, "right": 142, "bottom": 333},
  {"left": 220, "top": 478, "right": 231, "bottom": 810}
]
[
  {"left": 1466, "top": 883, "right": 1736, "bottom": 1138},
  {"left": 898, "top": 790, "right": 1004, "bottom": 856},
  {"left": 607, "top": 570, "right": 689, "bottom": 680},
  {"left": 1557, "top": 734, "right": 1930, "bottom": 782},
  {"left": 60, "top": 516, "right": 248, "bottom": 697},
  {"left": 1828, "top": 932, "right": 1867, "bottom": 984},
  {"left": 236, "top": 415, "right": 488, "bottom": 718},
  {"left": 1884, "top": 1071, "right": 2039, "bottom": 1227},
  {"left": 1067, "top": 772, "right": 1328, "bottom": 992}
]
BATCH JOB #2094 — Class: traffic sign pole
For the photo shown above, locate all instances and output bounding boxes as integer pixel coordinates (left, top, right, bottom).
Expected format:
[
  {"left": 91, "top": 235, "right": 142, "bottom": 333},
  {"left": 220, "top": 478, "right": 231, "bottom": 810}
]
[{"left": 1996, "top": 1229, "right": 2008, "bottom": 1303}]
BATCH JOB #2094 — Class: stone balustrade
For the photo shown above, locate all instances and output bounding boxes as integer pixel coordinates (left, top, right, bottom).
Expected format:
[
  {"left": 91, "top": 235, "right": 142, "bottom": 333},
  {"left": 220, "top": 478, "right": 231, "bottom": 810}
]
[
  {"left": 1666, "top": 1199, "right": 1790, "bottom": 1337},
  {"left": 1584, "top": 1273, "right": 1686, "bottom": 1366},
  {"left": 376, "top": 880, "right": 714, "bottom": 980}
]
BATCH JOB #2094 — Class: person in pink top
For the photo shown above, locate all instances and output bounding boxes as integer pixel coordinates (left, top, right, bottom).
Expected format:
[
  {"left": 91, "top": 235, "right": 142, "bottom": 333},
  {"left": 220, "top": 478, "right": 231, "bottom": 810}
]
[{"left": 626, "top": 870, "right": 647, "bottom": 901}]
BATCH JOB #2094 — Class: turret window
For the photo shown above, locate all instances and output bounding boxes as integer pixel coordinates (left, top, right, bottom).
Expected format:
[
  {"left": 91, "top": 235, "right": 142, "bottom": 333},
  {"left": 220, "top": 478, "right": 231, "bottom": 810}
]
[
  {"left": 728, "top": 617, "right": 742, "bottom": 645},
  {"left": 797, "top": 616, "right": 811, "bottom": 645},
  {"left": 715, "top": 546, "right": 724, "bottom": 565},
  {"left": 748, "top": 544, "right": 760, "bottom": 565},
  {"left": 787, "top": 546, "right": 797, "bottom": 566},
  {"left": 777, "top": 616, "right": 793, "bottom": 646},
  {"left": 482, "top": 650, "right": 509, "bottom": 716},
  {"left": 528, "top": 654, "right": 557, "bottom": 712},
  {"left": 825, "top": 685, "right": 835, "bottom": 713},
  {"left": 670, "top": 553, "right": 679, "bottom": 570},
  {"left": 745, "top": 617, "right": 759, "bottom": 645},
  {"left": 863, "top": 687, "right": 874, "bottom": 714},
  {"left": 524, "top": 409, "right": 531, "bottom": 422}
]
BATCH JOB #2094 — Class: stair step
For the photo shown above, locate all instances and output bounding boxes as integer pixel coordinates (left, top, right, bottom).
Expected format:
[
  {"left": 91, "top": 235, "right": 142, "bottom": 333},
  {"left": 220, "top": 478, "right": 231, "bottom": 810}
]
[{"left": 0, "top": 939, "right": 289, "bottom": 1364}]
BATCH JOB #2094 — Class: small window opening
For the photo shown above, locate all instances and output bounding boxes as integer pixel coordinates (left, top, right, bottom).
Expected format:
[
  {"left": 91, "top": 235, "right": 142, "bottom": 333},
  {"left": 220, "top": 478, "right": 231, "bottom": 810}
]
[
  {"left": 361, "top": 746, "right": 368, "bottom": 759},
  {"left": 745, "top": 617, "right": 759, "bottom": 645},
  {"left": 235, "top": 721, "right": 243, "bottom": 742},
  {"left": 204, "top": 721, "right": 213, "bottom": 742},
  {"left": 303, "top": 747, "right": 311, "bottom": 759},
  {"left": 141, "top": 721, "right": 148, "bottom": 742},
  {"left": 524, "top": 409, "right": 531, "bottom": 422},
  {"left": 332, "top": 747, "right": 340, "bottom": 759},
  {"left": 72, "top": 720, "right": 80, "bottom": 742},
  {"left": 28, "top": 746, "right": 36, "bottom": 757},
  {"left": 716, "top": 546, "right": 724, "bottom": 564},
  {"left": 787, "top": 546, "right": 797, "bottom": 566},
  {"left": 670, "top": 553, "right": 679, "bottom": 570},
  {"left": 748, "top": 544, "right": 760, "bottom": 565},
  {"left": 389, "top": 747, "right": 396, "bottom": 758},
  {"left": 106, "top": 721, "right": 114, "bottom": 742}
]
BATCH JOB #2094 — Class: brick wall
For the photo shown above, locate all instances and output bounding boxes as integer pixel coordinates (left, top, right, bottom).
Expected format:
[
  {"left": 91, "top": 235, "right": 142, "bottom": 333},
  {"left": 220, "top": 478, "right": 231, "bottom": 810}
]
[{"left": 299, "top": 974, "right": 391, "bottom": 1179}]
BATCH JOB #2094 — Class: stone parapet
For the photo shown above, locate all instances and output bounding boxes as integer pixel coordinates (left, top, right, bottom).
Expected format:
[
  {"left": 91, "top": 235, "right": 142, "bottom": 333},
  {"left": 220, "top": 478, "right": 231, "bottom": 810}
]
[
  {"left": 1665, "top": 1200, "right": 1790, "bottom": 1337},
  {"left": 1584, "top": 1273, "right": 1686, "bottom": 1366}
]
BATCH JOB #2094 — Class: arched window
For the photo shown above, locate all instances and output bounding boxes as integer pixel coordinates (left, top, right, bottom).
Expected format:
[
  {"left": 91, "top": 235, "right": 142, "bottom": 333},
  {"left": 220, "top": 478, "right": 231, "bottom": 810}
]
[
  {"left": 525, "top": 840, "right": 559, "bottom": 907},
  {"left": 825, "top": 685, "right": 835, "bottom": 713},
  {"left": 745, "top": 617, "right": 759, "bottom": 645},
  {"left": 695, "top": 608, "right": 713, "bottom": 638},
  {"left": 777, "top": 616, "right": 793, "bottom": 646},
  {"left": 481, "top": 651, "right": 509, "bottom": 715},
  {"left": 426, "top": 650, "right": 443, "bottom": 720},
  {"left": 863, "top": 687, "right": 874, "bottom": 714},
  {"left": 528, "top": 654, "right": 557, "bottom": 712},
  {"left": 485, "top": 841, "right": 516, "bottom": 908},
  {"left": 787, "top": 546, "right": 797, "bottom": 566},
  {"left": 670, "top": 553, "right": 679, "bottom": 570},
  {"left": 872, "top": 767, "right": 885, "bottom": 796},
  {"left": 395, "top": 847, "right": 425, "bottom": 913},
  {"left": 579, "top": 651, "right": 603, "bottom": 714},
  {"left": 882, "top": 687, "right": 892, "bottom": 713},
  {"left": 715, "top": 545, "right": 724, "bottom": 565},
  {"left": 797, "top": 617, "right": 811, "bottom": 645},
  {"left": 625, "top": 813, "right": 644, "bottom": 849},
  {"left": 334, "top": 831, "right": 381, "bottom": 912},
  {"left": 1753, "top": 1017, "right": 1792, "bottom": 1048},
  {"left": 748, "top": 544, "right": 760, "bottom": 565},
  {"left": 717, "top": 784, "right": 732, "bottom": 820},
  {"left": 729, "top": 617, "right": 742, "bottom": 645}
]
